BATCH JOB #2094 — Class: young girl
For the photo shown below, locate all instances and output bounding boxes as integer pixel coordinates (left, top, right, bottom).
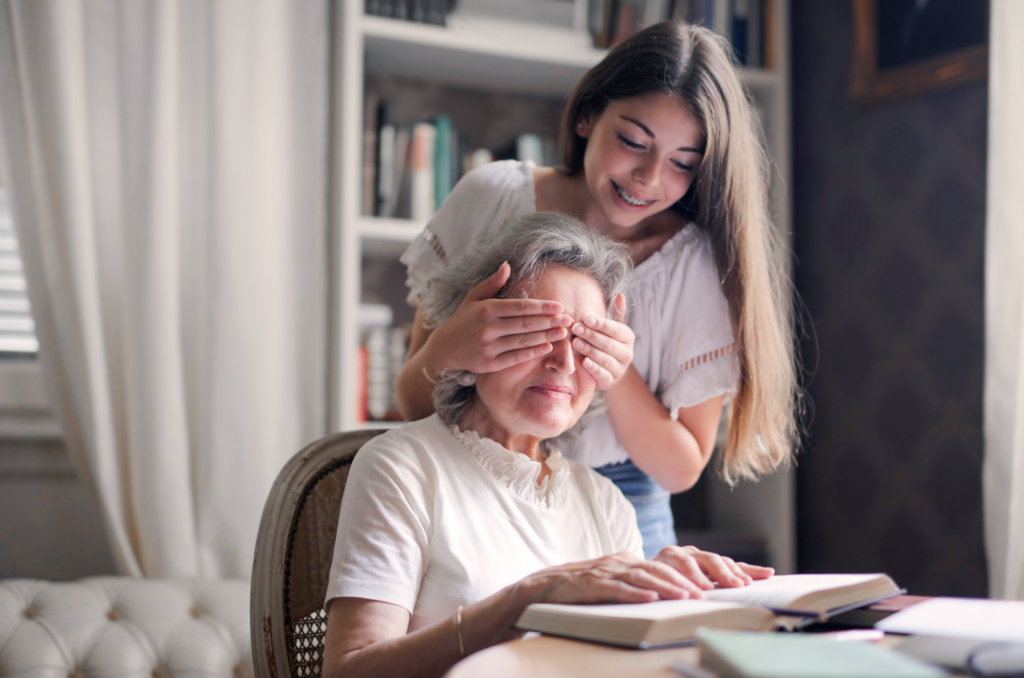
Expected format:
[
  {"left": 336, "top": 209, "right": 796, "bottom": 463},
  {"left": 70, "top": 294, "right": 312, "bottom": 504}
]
[{"left": 396, "top": 20, "right": 798, "bottom": 558}]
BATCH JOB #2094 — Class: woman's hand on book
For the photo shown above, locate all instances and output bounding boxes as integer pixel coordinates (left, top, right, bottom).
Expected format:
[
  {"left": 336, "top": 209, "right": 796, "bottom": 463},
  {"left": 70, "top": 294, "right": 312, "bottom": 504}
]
[
  {"left": 651, "top": 545, "right": 775, "bottom": 590},
  {"left": 427, "top": 262, "right": 572, "bottom": 373},
  {"left": 519, "top": 553, "right": 711, "bottom": 606},
  {"left": 570, "top": 293, "right": 635, "bottom": 391}
]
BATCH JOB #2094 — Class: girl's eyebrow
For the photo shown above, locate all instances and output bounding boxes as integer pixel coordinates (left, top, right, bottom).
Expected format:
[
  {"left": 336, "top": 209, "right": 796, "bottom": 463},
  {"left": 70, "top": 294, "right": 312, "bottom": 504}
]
[
  {"left": 618, "top": 115, "right": 705, "bottom": 155},
  {"left": 619, "top": 115, "right": 655, "bottom": 138}
]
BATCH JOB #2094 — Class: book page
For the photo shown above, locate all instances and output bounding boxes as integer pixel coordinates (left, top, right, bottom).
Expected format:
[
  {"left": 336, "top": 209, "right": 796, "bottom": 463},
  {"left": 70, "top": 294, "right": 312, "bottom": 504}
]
[
  {"left": 526, "top": 599, "right": 751, "bottom": 620},
  {"left": 877, "top": 598, "right": 1024, "bottom": 642},
  {"left": 703, "top": 574, "right": 885, "bottom": 608}
]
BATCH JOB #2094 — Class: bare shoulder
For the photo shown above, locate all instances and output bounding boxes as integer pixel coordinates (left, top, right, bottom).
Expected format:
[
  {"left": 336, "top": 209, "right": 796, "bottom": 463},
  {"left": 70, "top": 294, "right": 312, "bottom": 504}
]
[{"left": 532, "top": 166, "right": 582, "bottom": 213}]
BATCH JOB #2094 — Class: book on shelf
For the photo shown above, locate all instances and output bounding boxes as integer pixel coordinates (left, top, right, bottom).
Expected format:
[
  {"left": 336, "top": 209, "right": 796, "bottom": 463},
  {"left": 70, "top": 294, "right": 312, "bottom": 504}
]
[
  {"left": 696, "top": 629, "right": 946, "bottom": 678},
  {"left": 358, "top": 303, "right": 409, "bottom": 423},
  {"left": 410, "top": 122, "right": 436, "bottom": 221},
  {"left": 592, "top": 0, "right": 701, "bottom": 49},
  {"left": 669, "top": 0, "right": 716, "bottom": 28},
  {"left": 374, "top": 101, "right": 395, "bottom": 218},
  {"left": 365, "top": 0, "right": 454, "bottom": 26},
  {"left": 364, "top": 98, "right": 556, "bottom": 222},
  {"left": 514, "top": 573, "right": 902, "bottom": 649},
  {"left": 362, "top": 93, "right": 379, "bottom": 217},
  {"left": 392, "top": 126, "right": 413, "bottom": 219},
  {"left": 434, "top": 115, "right": 453, "bottom": 209},
  {"left": 590, "top": 0, "right": 616, "bottom": 48},
  {"left": 730, "top": 0, "right": 767, "bottom": 67},
  {"left": 610, "top": 1, "right": 636, "bottom": 46}
]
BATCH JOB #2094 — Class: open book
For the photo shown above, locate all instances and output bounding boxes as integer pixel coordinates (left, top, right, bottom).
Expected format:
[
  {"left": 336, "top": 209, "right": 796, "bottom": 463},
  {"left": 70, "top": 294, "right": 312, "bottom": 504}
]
[{"left": 514, "top": 573, "right": 901, "bottom": 649}]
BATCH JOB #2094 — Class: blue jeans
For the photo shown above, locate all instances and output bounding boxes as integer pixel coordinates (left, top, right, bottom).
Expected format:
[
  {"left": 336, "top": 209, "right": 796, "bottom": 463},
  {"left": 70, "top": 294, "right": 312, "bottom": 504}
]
[{"left": 594, "top": 459, "right": 676, "bottom": 559}]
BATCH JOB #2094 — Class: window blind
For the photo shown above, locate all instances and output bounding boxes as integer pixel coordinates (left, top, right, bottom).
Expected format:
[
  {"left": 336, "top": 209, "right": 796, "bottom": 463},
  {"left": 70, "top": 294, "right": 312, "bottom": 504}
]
[{"left": 0, "top": 190, "right": 37, "bottom": 354}]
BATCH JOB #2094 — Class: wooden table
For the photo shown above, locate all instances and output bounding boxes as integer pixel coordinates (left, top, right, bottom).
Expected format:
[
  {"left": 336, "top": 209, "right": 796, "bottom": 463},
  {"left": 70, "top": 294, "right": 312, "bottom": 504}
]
[
  {"left": 445, "top": 633, "right": 916, "bottom": 678},
  {"left": 446, "top": 635, "right": 702, "bottom": 678}
]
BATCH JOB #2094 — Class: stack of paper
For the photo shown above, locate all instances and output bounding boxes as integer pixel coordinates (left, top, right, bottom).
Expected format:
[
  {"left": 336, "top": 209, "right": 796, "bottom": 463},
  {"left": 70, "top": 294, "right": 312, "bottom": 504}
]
[{"left": 878, "top": 597, "right": 1024, "bottom": 669}]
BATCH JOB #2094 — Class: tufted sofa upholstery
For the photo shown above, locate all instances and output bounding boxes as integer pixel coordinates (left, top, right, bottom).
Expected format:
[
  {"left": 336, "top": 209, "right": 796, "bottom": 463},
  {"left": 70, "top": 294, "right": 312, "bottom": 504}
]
[{"left": 0, "top": 577, "right": 251, "bottom": 678}]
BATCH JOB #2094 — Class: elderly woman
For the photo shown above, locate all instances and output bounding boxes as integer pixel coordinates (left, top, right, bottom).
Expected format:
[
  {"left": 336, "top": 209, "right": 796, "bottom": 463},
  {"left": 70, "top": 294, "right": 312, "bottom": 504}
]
[{"left": 322, "top": 213, "right": 772, "bottom": 678}]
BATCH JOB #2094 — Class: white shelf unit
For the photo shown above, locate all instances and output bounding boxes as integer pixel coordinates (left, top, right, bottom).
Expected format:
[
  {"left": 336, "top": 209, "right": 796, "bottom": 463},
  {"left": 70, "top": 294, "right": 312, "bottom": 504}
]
[{"left": 331, "top": 0, "right": 793, "bottom": 572}]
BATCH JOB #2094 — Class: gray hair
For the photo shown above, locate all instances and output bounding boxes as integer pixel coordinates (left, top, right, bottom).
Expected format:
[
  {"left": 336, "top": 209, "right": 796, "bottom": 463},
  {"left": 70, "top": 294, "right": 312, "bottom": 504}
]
[{"left": 422, "top": 212, "right": 633, "bottom": 449}]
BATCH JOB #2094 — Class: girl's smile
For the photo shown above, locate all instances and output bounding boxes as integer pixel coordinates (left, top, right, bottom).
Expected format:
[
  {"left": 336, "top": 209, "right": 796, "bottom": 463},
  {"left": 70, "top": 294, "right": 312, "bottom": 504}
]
[{"left": 577, "top": 93, "right": 705, "bottom": 229}]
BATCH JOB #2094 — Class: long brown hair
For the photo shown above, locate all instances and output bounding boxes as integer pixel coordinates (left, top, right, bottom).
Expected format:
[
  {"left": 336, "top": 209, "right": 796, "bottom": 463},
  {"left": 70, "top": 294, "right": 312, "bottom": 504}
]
[{"left": 560, "top": 21, "right": 799, "bottom": 483}]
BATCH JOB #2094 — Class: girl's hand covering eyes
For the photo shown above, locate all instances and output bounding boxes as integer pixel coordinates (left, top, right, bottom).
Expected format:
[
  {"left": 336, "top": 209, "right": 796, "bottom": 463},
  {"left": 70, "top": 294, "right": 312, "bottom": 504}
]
[
  {"left": 428, "top": 262, "right": 572, "bottom": 374},
  {"left": 570, "top": 293, "right": 635, "bottom": 390}
]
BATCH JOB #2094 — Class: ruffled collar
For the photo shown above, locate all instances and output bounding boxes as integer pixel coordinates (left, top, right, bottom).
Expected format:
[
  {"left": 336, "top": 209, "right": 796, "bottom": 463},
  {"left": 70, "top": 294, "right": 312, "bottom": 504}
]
[{"left": 451, "top": 425, "right": 571, "bottom": 510}]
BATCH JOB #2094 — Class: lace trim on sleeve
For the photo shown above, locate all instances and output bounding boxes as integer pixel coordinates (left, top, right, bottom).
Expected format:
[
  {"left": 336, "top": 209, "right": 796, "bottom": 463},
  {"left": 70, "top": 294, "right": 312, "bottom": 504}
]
[
  {"left": 423, "top": 226, "right": 447, "bottom": 263},
  {"left": 672, "top": 343, "right": 735, "bottom": 383}
]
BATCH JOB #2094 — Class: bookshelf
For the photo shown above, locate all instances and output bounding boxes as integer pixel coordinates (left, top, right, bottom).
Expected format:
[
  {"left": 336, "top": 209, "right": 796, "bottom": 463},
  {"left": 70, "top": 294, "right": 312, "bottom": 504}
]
[{"left": 331, "top": 0, "right": 793, "bottom": 572}]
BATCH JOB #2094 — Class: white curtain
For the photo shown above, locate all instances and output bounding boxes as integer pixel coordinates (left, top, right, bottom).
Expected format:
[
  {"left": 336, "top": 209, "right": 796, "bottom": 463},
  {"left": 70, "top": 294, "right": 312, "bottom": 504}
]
[
  {"left": 0, "top": 0, "right": 329, "bottom": 578},
  {"left": 984, "top": 0, "right": 1024, "bottom": 601}
]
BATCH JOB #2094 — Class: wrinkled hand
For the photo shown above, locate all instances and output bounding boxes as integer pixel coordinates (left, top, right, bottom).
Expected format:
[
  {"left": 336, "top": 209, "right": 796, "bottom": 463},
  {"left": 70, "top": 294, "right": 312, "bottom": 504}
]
[
  {"left": 428, "top": 262, "right": 572, "bottom": 374},
  {"left": 526, "top": 553, "right": 705, "bottom": 605},
  {"left": 523, "top": 547, "right": 773, "bottom": 607},
  {"left": 651, "top": 545, "right": 775, "bottom": 592},
  {"left": 570, "top": 293, "right": 635, "bottom": 390}
]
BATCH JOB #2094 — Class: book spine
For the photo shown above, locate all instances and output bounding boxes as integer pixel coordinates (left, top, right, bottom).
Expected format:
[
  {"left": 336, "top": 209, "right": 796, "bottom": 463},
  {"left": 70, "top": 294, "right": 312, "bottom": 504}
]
[
  {"left": 731, "top": 0, "right": 749, "bottom": 65},
  {"left": 389, "top": 327, "right": 408, "bottom": 417},
  {"left": 374, "top": 101, "right": 394, "bottom": 217},
  {"left": 410, "top": 0, "right": 426, "bottom": 23},
  {"left": 611, "top": 1, "right": 636, "bottom": 47},
  {"left": 451, "top": 127, "right": 463, "bottom": 193},
  {"left": 362, "top": 93, "right": 379, "bottom": 216},
  {"left": 669, "top": 0, "right": 690, "bottom": 22},
  {"left": 591, "top": 0, "right": 615, "bottom": 47},
  {"left": 643, "top": 0, "right": 666, "bottom": 27},
  {"left": 434, "top": 115, "right": 453, "bottom": 208},
  {"left": 392, "top": 126, "right": 412, "bottom": 219},
  {"left": 410, "top": 122, "right": 437, "bottom": 221},
  {"left": 356, "top": 344, "right": 368, "bottom": 422},
  {"left": 748, "top": 0, "right": 762, "bottom": 68},
  {"left": 366, "top": 327, "right": 390, "bottom": 420}
]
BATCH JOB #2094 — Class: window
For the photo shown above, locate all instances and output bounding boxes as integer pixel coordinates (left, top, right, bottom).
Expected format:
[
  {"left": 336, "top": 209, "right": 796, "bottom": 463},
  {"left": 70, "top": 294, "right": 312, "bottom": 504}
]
[
  {"left": 0, "top": 189, "right": 52, "bottom": 428},
  {"left": 0, "top": 190, "right": 36, "bottom": 355}
]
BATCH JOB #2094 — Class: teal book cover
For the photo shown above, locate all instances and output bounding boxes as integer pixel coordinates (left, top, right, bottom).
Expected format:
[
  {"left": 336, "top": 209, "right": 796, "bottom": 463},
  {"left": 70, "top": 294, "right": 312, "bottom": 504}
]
[
  {"left": 697, "top": 629, "right": 947, "bottom": 678},
  {"left": 434, "top": 115, "right": 453, "bottom": 207}
]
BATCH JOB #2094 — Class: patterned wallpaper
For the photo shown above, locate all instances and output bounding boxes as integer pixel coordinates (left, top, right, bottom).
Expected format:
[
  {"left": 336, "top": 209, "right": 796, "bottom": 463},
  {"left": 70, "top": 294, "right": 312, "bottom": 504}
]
[{"left": 791, "top": 2, "right": 988, "bottom": 596}]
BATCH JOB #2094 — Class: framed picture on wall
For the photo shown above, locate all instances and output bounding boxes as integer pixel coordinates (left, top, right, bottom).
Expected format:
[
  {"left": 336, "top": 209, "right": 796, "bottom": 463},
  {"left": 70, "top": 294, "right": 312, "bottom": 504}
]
[{"left": 849, "top": 0, "right": 988, "bottom": 104}]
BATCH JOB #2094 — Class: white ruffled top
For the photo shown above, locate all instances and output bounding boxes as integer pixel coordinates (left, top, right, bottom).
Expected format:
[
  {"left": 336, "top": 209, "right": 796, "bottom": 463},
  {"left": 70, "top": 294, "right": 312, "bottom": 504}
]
[{"left": 451, "top": 425, "right": 571, "bottom": 510}]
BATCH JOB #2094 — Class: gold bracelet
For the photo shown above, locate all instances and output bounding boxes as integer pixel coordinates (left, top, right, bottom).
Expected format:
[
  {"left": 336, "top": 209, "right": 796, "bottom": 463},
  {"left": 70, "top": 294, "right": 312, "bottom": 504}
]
[{"left": 455, "top": 605, "right": 466, "bottom": 657}]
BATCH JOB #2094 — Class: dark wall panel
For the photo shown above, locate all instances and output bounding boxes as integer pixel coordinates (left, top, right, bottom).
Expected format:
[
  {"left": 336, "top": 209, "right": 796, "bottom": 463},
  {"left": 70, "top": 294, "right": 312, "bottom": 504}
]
[{"left": 792, "top": 2, "right": 987, "bottom": 596}]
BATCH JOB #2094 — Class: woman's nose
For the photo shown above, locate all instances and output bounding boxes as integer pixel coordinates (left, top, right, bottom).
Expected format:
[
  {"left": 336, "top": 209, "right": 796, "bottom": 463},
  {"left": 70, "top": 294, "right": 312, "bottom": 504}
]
[
  {"left": 633, "top": 155, "right": 661, "bottom": 187},
  {"left": 544, "top": 336, "right": 575, "bottom": 374}
]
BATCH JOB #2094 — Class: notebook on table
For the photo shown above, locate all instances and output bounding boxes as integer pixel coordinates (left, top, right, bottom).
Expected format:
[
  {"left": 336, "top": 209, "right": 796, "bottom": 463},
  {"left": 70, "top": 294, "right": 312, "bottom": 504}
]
[{"left": 695, "top": 628, "right": 946, "bottom": 678}]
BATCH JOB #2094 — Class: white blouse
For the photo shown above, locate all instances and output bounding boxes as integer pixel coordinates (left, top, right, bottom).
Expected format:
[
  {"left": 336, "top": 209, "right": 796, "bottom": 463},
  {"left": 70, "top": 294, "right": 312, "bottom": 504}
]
[
  {"left": 324, "top": 415, "right": 643, "bottom": 630},
  {"left": 402, "top": 160, "right": 739, "bottom": 469}
]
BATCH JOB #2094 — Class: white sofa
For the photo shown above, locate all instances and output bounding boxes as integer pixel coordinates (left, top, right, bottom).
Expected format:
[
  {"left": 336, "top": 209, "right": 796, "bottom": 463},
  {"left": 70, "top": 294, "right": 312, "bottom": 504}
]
[{"left": 0, "top": 577, "right": 251, "bottom": 677}]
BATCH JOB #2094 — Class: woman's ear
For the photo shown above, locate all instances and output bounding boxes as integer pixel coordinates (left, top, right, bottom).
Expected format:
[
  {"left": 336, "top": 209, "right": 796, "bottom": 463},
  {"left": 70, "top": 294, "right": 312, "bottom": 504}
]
[{"left": 575, "top": 115, "right": 593, "bottom": 139}]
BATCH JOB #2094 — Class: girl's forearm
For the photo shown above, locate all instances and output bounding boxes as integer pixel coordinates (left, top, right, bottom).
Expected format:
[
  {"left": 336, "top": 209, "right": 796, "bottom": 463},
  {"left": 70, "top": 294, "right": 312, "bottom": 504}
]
[
  {"left": 395, "top": 341, "right": 440, "bottom": 421},
  {"left": 603, "top": 366, "right": 712, "bottom": 493}
]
